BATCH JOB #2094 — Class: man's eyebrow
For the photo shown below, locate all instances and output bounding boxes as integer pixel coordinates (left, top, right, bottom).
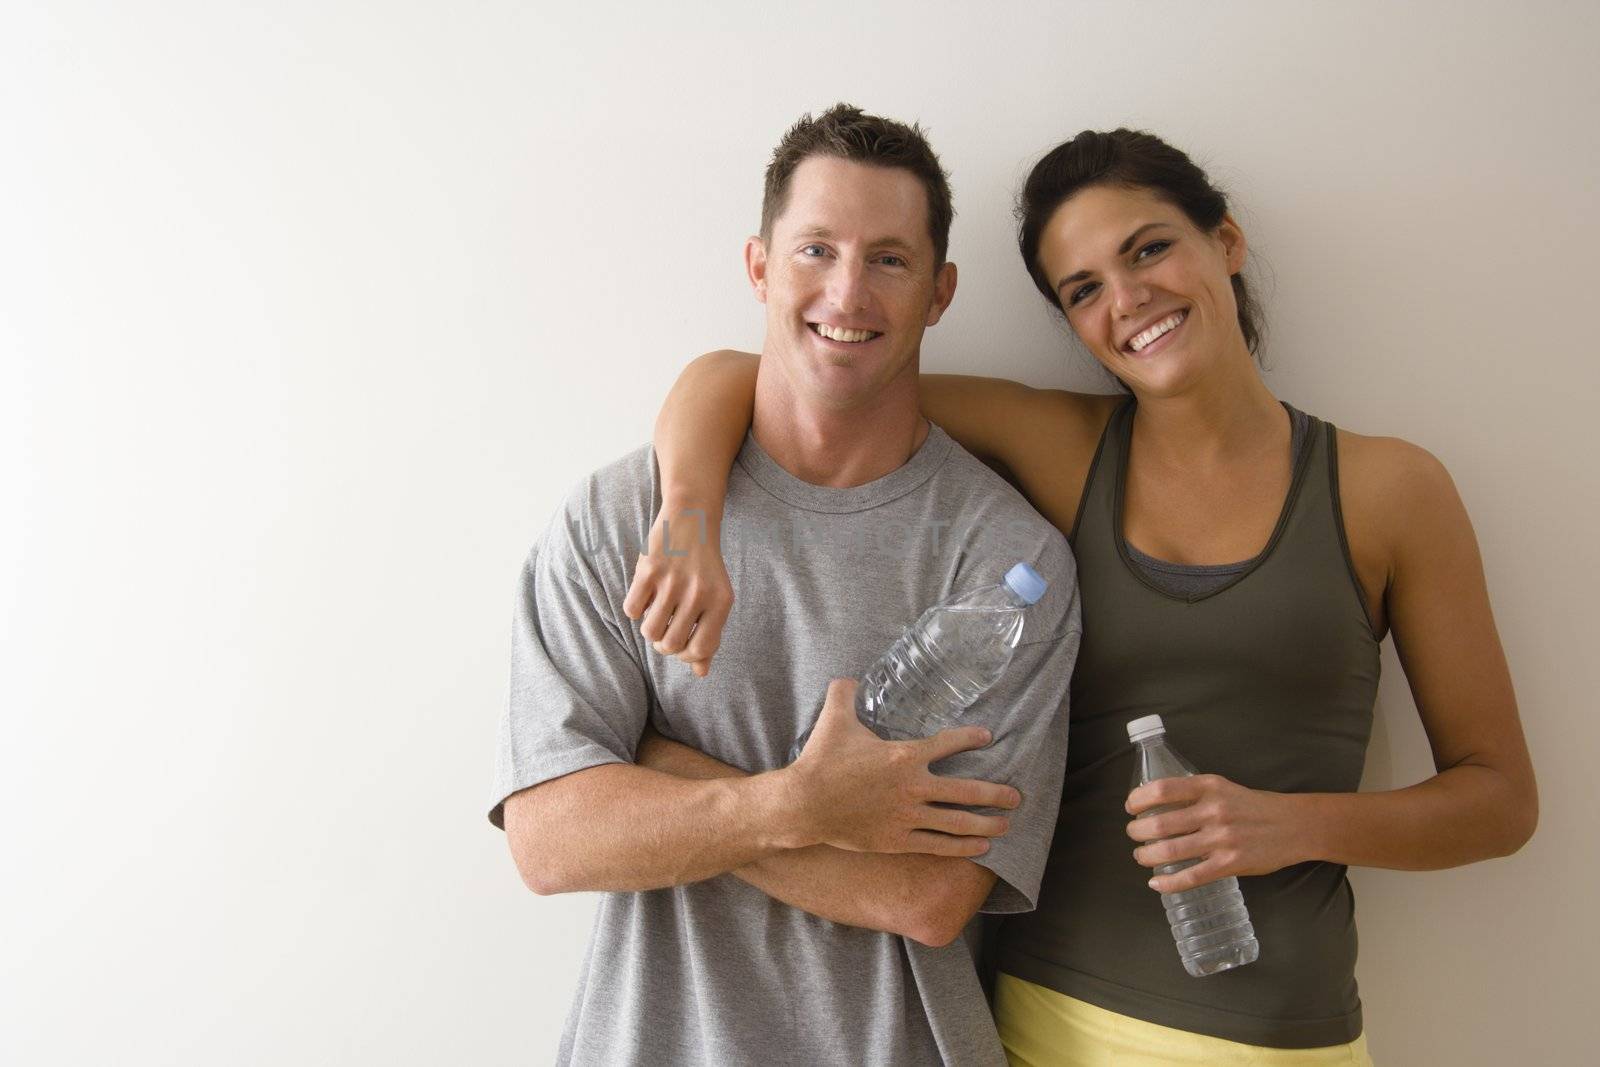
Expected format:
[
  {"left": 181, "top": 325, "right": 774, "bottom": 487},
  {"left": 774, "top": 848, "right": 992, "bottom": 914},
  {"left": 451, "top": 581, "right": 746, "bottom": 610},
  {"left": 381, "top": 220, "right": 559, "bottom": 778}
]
[
  {"left": 793, "top": 226, "right": 918, "bottom": 253},
  {"left": 1055, "top": 222, "right": 1172, "bottom": 291}
]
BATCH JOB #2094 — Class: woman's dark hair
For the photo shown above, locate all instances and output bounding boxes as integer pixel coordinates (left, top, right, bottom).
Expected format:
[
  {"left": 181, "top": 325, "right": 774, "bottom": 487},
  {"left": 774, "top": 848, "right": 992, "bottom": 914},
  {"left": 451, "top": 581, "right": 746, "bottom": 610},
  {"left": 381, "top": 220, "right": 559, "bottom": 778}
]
[{"left": 1016, "top": 129, "right": 1263, "bottom": 356}]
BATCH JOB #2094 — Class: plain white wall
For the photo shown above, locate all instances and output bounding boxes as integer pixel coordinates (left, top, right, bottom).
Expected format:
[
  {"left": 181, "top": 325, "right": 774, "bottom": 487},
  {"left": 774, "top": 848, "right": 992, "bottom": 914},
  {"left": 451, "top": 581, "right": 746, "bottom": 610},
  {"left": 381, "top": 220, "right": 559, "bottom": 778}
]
[{"left": 4, "top": 2, "right": 1595, "bottom": 1063}]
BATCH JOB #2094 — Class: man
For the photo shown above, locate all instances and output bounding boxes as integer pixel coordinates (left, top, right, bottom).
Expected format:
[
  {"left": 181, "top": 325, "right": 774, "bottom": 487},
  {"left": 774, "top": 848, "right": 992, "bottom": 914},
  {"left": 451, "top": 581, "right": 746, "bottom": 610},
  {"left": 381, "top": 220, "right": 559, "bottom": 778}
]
[{"left": 489, "top": 104, "right": 1081, "bottom": 1065}]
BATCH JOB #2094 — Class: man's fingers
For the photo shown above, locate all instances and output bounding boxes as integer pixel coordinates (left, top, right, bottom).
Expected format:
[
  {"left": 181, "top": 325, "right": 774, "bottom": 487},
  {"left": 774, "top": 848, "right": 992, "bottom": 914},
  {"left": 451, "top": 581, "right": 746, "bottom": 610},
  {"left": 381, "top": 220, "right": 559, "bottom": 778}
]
[
  {"left": 917, "top": 725, "right": 993, "bottom": 764},
  {"left": 923, "top": 807, "right": 1011, "bottom": 839},
  {"left": 903, "top": 831, "right": 992, "bottom": 858},
  {"left": 820, "top": 678, "right": 858, "bottom": 717},
  {"left": 927, "top": 776, "right": 1022, "bottom": 810},
  {"left": 801, "top": 679, "right": 860, "bottom": 749}
]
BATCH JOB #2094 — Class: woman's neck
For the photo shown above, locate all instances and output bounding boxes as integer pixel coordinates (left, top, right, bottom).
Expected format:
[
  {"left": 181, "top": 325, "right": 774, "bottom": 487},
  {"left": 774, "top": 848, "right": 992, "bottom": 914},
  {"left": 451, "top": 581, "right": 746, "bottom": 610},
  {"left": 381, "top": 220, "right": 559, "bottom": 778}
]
[{"left": 1128, "top": 353, "right": 1285, "bottom": 472}]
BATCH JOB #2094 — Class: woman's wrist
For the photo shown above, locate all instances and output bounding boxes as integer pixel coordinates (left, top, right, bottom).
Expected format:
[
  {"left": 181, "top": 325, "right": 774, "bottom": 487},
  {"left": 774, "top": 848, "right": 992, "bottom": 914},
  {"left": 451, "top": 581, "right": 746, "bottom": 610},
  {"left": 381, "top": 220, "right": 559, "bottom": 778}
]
[
  {"left": 1284, "top": 791, "right": 1334, "bottom": 867},
  {"left": 656, "top": 493, "right": 725, "bottom": 543}
]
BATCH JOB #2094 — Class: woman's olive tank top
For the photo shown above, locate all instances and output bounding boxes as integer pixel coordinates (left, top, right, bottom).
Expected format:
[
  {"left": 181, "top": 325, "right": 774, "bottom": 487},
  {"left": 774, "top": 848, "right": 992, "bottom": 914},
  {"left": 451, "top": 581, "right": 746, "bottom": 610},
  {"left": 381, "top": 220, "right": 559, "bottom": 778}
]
[{"left": 995, "top": 398, "right": 1382, "bottom": 1049}]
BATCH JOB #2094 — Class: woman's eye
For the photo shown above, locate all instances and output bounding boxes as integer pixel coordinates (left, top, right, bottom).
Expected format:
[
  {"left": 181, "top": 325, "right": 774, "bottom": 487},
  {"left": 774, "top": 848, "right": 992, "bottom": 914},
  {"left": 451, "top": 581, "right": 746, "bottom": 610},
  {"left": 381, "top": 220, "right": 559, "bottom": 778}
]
[
  {"left": 1068, "top": 282, "right": 1098, "bottom": 306},
  {"left": 1136, "top": 240, "right": 1171, "bottom": 261}
]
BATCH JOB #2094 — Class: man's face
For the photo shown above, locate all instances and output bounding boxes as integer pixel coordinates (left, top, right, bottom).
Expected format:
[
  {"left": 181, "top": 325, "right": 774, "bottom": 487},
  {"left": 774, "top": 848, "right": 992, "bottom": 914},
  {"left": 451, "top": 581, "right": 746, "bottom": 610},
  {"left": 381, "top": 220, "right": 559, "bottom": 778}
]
[{"left": 747, "top": 156, "right": 956, "bottom": 412}]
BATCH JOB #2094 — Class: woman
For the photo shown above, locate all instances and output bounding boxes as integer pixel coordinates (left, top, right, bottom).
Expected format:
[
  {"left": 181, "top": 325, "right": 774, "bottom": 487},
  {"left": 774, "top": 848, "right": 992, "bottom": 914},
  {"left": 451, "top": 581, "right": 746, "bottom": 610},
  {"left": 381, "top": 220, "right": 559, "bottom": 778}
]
[{"left": 621, "top": 129, "right": 1537, "bottom": 1064}]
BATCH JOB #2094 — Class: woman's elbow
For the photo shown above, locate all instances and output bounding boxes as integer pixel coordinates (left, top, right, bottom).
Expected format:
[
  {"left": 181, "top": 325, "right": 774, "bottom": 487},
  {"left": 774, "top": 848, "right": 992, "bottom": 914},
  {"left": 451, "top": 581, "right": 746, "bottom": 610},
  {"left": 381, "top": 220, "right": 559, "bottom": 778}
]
[{"left": 1501, "top": 788, "right": 1539, "bottom": 857}]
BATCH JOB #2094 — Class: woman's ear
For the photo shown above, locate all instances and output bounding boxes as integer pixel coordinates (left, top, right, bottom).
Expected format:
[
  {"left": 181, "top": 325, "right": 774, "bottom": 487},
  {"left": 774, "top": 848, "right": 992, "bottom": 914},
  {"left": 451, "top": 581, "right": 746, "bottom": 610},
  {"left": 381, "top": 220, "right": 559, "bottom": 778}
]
[{"left": 1217, "top": 213, "right": 1248, "bottom": 275}]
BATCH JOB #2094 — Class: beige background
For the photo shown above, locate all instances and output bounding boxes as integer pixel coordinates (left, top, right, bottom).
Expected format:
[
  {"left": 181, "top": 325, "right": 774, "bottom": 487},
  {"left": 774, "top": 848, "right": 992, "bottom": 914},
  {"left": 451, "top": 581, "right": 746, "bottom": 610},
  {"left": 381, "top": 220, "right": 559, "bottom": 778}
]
[{"left": 3, "top": 2, "right": 1595, "bottom": 1064}]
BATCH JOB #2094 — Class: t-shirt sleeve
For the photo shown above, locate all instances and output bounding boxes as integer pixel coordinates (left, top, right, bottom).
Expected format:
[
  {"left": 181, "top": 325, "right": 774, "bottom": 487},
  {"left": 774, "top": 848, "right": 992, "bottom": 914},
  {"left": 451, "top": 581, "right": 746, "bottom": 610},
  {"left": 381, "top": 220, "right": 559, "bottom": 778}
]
[
  {"left": 939, "top": 538, "right": 1082, "bottom": 914},
  {"left": 486, "top": 509, "right": 653, "bottom": 831}
]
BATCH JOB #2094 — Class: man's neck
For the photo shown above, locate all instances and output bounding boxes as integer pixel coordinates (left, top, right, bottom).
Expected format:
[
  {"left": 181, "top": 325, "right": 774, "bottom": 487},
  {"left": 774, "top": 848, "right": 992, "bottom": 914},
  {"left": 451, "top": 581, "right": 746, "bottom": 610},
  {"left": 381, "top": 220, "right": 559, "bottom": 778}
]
[{"left": 750, "top": 361, "right": 928, "bottom": 489}]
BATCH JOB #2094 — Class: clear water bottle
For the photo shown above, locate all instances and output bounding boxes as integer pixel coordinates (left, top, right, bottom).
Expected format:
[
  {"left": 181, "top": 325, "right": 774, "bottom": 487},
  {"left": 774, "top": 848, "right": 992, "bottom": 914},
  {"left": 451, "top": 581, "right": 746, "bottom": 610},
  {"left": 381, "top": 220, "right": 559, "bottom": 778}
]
[
  {"left": 1126, "top": 714, "right": 1260, "bottom": 977},
  {"left": 789, "top": 562, "right": 1049, "bottom": 762}
]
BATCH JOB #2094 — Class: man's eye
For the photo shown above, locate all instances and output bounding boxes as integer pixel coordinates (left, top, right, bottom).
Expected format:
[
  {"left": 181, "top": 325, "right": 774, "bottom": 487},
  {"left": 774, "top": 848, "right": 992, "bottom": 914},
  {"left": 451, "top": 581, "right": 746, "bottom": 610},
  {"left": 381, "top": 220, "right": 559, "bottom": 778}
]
[
  {"left": 1068, "top": 282, "right": 1098, "bottom": 306},
  {"left": 877, "top": 255, "right": 906, "bottom": 267},
  {"left": 801, "top": 244, "right": 827, "bottom": 257},
  {"left": 1136, "top": 240, "right": 1171, "bottom": 260}
]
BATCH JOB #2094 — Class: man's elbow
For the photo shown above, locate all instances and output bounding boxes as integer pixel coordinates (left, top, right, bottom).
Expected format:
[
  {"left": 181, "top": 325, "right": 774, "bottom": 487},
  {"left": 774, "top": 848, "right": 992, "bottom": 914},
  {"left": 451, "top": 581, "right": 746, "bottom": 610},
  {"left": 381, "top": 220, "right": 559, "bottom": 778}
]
[
  {"left": 907, "top": 916, "right": 967, "bottom": 949},
  {"left": 508, "top": 833, "right": 573, "bottom": 896},
  {"left": 503, "top": 789, "right": 584, "bottom": 895},
  {"left": 905, "top": 892, "right": 983, "bottom": 948},
  {"left": 516, "top": 856, "right": 573, "bottom": 897}
]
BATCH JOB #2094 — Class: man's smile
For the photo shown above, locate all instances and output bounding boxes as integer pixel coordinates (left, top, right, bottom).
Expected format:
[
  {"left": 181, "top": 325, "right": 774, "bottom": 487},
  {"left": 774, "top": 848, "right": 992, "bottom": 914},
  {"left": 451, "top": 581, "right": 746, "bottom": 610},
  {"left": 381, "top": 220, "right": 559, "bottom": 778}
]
[{"left": 809, "top": 321, "right": 884, "bottom": 344}]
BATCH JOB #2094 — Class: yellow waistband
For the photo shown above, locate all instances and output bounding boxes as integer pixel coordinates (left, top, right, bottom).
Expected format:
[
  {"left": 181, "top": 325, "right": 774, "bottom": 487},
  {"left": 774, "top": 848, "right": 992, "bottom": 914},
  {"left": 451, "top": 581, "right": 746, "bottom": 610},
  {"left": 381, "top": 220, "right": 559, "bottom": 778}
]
[{"left": 994, "top": 973, "right": 1373, "bottom": 1067}]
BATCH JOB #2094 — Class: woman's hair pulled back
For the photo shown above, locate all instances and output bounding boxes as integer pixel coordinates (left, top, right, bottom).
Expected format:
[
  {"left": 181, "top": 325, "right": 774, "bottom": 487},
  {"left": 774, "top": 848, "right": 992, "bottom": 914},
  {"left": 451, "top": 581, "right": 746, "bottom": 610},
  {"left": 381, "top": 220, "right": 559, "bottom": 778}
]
[{"left": 1016, "top": 129, "right": 1263, "bottom": 355}]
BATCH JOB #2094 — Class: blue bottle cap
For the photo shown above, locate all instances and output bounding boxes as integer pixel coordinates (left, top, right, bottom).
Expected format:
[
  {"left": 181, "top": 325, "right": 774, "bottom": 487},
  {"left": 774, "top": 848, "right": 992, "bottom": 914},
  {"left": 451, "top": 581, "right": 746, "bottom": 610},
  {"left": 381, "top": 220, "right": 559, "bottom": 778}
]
[{"left": 1004, "top": 562, "right": 1047, "bottom": 605}]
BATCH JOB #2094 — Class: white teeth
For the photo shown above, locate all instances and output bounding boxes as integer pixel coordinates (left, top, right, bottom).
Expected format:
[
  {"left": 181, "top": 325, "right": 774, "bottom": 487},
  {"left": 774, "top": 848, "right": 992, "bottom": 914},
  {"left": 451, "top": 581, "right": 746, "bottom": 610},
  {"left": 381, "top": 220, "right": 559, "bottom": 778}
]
[
  {"left": 1129, "top": 311, "right": 1185, "bottom": 352},
  {"left": 814, "top": 323, "right": 877, "bottom": 343}
]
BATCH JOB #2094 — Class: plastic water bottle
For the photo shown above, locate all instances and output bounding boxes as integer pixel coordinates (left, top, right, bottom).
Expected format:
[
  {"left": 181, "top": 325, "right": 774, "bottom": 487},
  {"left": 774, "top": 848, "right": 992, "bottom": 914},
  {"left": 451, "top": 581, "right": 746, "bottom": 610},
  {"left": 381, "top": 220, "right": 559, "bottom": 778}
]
[
  {"left": 1126, "top": 714, "right": 1260, "bottom": 977},
  {"left": 789, "top": 562, "right": 1048, "bottom": 761}
]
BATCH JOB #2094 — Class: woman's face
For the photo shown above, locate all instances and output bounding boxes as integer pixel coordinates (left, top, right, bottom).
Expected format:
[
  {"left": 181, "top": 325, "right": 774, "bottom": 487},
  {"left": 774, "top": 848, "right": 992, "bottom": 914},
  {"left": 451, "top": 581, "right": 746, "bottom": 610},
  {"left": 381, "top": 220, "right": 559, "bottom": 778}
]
[{"left": 1036, "top": 183, "right": 1247, "bottom": 398}]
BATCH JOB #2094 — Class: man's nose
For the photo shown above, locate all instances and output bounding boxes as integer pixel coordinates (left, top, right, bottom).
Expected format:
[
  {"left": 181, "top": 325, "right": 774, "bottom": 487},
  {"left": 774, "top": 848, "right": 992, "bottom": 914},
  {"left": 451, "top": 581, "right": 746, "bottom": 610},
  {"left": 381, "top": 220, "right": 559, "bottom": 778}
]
[{"left": 827, "top": 260, "right": 870, "bottom": 314}]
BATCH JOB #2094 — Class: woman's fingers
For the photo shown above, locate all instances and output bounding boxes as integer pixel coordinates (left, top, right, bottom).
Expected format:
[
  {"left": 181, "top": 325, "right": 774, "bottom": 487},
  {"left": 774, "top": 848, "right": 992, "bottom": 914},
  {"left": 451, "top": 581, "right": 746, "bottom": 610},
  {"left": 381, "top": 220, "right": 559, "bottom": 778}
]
[
  {"left": 1133, "top": 831, "right": 1210, "bottom": 870},
  {"left": 1147, "top": 855, "right": 1231, "bottom": 895},
  {"left": 676, "top": 595, "right": 732, "bottom": 674},
  {"left": 621, "top": 554, "right": 654, "bottom": 621},
  {"left": 1126, "top": 805, "right": 1204, "bottom": 843},
  {"left": 639, "top": 589, "right": 676, "bottom": 643},
  {"left": 654, "top": 599, "right": 700, "bottom": 655},
  {"left": 1126, "top": 776, "right": 1203, "bottom": 815}
]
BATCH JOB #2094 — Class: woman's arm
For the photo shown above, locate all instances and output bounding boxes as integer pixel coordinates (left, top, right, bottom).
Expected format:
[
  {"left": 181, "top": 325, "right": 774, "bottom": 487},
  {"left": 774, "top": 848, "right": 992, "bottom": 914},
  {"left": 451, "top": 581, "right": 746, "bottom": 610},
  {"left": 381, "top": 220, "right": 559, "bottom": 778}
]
[
  {"left": 1127, "top": 437, "right": 1538, "bottom": 891},
  {"left": 919, "top": 375, "right": 1114, "bottom": 536},
  {"left": 622, "top": 350, "right": 758, "bottom": 676},
  {"left": 625, "top": 358, "right": 1113, "bottom": 675}
]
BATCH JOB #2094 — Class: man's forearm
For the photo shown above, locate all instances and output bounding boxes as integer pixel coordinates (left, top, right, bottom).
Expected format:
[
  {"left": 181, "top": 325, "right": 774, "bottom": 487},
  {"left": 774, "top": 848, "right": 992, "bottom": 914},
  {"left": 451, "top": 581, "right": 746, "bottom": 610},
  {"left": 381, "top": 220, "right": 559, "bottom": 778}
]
[
  {"left": 637, "top": 731, "right": 990, "bottom": 945},
  {"left": 503, "top": 762, "right": 804, "bottom": 895}
]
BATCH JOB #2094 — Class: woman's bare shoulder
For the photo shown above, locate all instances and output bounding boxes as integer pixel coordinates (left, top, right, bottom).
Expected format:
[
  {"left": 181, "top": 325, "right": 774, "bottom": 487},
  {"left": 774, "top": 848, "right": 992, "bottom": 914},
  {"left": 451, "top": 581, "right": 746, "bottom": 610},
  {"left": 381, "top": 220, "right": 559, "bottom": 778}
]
[
  {"left": 1335, "top": 428, "right": 1469, "bottom": 558},
  {"left": 1335, "top": 429, "right": 1458, "bottom": 509}
]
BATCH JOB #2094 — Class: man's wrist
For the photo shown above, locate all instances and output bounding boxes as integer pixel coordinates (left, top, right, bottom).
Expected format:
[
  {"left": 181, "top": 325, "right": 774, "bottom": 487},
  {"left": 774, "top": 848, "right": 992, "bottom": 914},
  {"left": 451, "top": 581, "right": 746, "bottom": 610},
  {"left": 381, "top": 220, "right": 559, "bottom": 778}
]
[{"left": 744, "top": 766, "right": 817, "bottom": 852}]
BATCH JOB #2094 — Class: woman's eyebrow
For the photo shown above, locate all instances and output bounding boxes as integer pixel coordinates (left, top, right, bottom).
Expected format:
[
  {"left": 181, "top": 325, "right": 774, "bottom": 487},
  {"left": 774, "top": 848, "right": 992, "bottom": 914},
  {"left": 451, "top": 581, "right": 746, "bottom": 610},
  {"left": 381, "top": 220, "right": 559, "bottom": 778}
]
[{"left": 1056, "top": 222, "right": 1173, "bottom": 291}]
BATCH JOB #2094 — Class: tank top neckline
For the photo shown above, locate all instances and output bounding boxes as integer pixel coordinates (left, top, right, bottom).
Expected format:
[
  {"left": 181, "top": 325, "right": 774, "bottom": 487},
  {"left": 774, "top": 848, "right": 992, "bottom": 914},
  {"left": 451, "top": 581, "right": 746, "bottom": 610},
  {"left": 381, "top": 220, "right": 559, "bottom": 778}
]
[{"left": 1109, "top": 398, "right": 1318, "bottom": 605}]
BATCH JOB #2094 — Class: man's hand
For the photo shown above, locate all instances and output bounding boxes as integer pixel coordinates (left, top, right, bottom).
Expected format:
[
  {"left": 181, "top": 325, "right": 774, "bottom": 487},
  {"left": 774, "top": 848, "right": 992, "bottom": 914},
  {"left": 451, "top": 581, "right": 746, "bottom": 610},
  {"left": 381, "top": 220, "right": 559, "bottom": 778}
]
[{"left": 784, "top": 679, "right": 1021, "bottom": 857}]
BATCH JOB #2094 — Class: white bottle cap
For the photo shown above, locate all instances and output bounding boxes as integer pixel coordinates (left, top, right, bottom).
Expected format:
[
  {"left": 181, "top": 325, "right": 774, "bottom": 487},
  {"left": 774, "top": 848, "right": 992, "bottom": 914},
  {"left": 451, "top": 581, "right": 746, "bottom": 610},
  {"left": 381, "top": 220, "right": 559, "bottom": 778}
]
[{"left": 1126, "top": 714, "right": 1166, "bottom": 742}]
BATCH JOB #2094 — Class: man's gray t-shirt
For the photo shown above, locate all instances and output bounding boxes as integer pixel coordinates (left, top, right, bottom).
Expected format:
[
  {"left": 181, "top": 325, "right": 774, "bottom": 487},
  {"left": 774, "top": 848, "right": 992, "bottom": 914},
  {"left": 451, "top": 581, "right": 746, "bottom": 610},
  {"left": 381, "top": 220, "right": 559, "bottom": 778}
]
[{"left": 489, "top": 424, "right": 1082, "bottom": 1066}]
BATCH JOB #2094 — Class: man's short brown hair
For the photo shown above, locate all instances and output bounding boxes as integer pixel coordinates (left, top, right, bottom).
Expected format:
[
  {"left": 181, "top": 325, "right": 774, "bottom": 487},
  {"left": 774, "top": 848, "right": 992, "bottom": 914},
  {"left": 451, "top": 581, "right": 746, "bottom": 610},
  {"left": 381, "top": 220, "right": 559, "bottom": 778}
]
[{"left": 760, "top": 103, "right": 954, "bottom": 266}]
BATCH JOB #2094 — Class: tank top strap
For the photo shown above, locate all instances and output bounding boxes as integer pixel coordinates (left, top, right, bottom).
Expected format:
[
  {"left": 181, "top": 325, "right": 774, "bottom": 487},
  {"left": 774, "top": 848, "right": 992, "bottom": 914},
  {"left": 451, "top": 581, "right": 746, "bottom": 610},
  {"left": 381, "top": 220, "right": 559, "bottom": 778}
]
[{"left": 1067, "top": 397, "right": 1134, "bottom": 551}]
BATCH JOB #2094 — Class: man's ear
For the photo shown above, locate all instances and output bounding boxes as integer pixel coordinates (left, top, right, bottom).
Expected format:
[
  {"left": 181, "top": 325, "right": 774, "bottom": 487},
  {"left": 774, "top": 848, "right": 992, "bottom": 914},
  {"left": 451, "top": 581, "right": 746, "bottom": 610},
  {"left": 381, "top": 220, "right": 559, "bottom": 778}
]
[
  {"left": 1218, "top": 214, "right": 1247, "bottom": 275},
  {"left": 925, "top": 261, "right": 958, "bottom": 326},
  {"left": 745, "top": 236, "right": 769, "bottom": 302}
]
